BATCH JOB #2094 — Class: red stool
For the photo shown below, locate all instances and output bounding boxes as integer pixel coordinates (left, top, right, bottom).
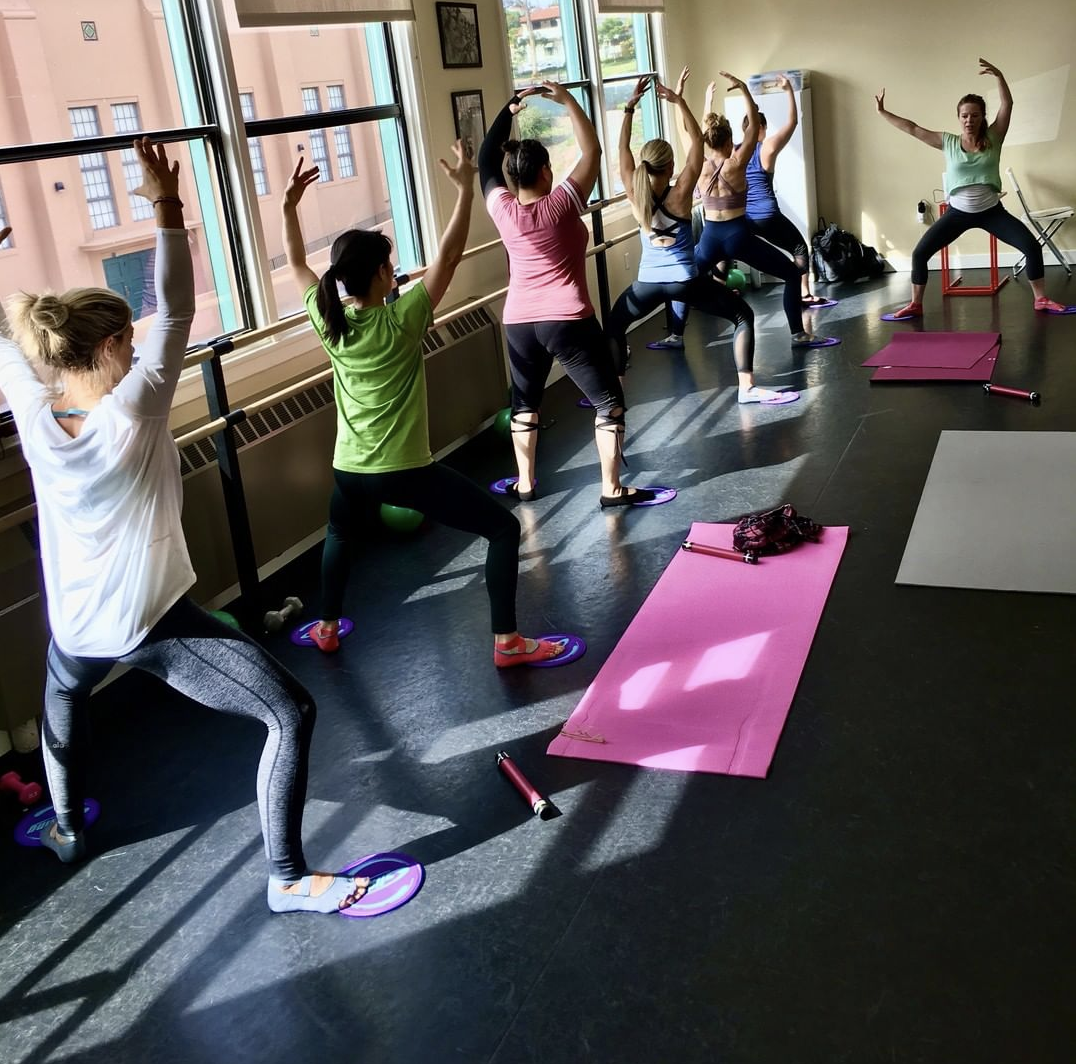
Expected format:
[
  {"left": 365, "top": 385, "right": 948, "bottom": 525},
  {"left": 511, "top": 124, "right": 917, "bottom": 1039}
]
[{"left": 939, "top": 203, "right": 1009, "bottom": 296}]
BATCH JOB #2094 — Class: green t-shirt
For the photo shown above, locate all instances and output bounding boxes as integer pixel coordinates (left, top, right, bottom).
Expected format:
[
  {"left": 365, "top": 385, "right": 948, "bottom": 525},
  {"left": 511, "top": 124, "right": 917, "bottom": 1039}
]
[
  {"left": 304, "top": 282, "right": 434, "bottom": 473},
  {"left": 943, "top": 131, "right": 1003, "bottom": 194}
]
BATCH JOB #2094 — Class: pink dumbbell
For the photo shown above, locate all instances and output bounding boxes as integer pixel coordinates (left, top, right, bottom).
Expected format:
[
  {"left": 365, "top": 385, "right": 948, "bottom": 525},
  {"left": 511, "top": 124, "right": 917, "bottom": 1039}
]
[{"left": 1, "top": 771, "right": 43, "bottom": 806}]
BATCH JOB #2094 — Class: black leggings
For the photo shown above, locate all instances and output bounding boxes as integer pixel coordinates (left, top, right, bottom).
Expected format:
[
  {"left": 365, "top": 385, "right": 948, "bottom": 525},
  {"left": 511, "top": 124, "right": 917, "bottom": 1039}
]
[
  {"left": 505, "top": 316, "right": 624, "bottom": 415},
  {"left": 608, "top": 275, "right": 755, "bottom": 376},
  {"left": 674, "top": 216, "right": 805, "bottom": 335},
  {"left": 750, "top": 212, "right": 810, "bottom": 270},
  {"left": 911, "top": 201, "right": 1043, "bottom": 285},
  {"left": 42, "top": 597, "right": 316, "bottom": 880},
  {"left": 322, "top": 463, "right": 521, "bottom": 633}
]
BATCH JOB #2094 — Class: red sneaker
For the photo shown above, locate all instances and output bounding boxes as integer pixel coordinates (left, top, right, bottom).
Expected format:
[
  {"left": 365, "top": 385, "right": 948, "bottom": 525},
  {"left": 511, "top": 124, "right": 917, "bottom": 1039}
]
[{"left": 310, "top": 623, "right": 340, "bottom": 654}]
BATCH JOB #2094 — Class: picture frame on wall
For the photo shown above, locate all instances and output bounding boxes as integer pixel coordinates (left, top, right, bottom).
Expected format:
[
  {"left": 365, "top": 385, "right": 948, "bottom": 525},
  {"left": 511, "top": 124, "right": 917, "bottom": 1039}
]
[
  {"left": 450, "top": 90, "right": 486, "bottom": 161},
  {"left": 436, "top": 2, "right": 482, "bottom": 69}
]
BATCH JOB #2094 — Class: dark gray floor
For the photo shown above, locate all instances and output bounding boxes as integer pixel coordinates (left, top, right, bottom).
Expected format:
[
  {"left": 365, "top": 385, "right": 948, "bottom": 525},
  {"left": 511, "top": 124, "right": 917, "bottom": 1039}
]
[{"left": 2, "top": 269, "right": 1074, "bottom": 1064}]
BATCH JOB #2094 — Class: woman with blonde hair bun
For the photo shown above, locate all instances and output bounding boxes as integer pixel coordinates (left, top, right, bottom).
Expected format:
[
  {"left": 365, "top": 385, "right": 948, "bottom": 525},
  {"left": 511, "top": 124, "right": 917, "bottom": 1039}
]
[
  {"left": 606, "top": 70, "right": 797, "bottom": 406},
  {"left": 669, "top": 73, "right": 835, "bottom": 350},
  {"left": 0, "top": 138, "right": 369, "bottom": 914}
]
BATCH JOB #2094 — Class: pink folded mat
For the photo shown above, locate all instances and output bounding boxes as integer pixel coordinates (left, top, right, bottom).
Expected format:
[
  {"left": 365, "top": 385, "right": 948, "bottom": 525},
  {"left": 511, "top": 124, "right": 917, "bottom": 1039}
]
[
  {"left": 547, "top": 522, "right": 849, "bottom": 778},
  {"left": 861, "top": 331, "right": 1000, "bottom": 369}
]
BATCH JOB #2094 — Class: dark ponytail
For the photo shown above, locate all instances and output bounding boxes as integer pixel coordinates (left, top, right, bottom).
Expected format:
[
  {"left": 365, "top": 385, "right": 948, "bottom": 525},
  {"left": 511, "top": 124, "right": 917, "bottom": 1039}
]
[
  {"left": 502, "top": 138, "right": 550, "bottom": 190},
  {"left": 315, "top": 229, "right": 393, "bottom": 346}
]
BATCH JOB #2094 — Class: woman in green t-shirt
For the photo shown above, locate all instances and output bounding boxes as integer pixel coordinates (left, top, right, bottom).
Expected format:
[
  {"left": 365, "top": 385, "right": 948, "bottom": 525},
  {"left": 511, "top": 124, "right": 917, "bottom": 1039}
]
[
  {"left": 876, "top": 57, "right": 1070, "bottom": 318},
  {"left": 281, "top": 143, "right": 571, "bottom": 667}
]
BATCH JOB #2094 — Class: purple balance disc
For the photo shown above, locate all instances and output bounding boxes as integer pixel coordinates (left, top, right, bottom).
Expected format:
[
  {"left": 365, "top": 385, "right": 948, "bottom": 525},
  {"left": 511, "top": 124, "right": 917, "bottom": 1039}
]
[
  {"left": 880, "top": 311, "right": 922, "bottom": 322},
  {"left": 337, "top": 852, "right": 425, "bottom": 918},
  {"left": 794, "top": 335, "right": 841, "bottom": 348},
  {"left": 576, "top": 397, "right": 594, "bottom": 409},
  {"left": 15, "top": 798, "right": 100, "bottom": 847},
  {"left": 291, "top": 617, "right": 355, "bottom": 647},
  {"left": 634, "top": 486, "right": 677, "bottom": 507},
  {"left": 804, "top": 297, "right": 839, "bottom": 309},
  {"left": 1040, "top": 304, "right": 1076, "bottom": 315},
  {"left": 490, "top": 476, "right": 537, "bottom": 495},
  {"left": 528, "top": 632, "right": 587, "bottom": 668}
]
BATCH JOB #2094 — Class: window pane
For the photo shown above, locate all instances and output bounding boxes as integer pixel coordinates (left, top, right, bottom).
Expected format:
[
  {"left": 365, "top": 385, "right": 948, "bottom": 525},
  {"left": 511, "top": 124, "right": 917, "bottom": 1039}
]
[
  {"left": 255, "top": 128, "right": 399, "bottom": 318},
  {"left": 504, "top": 2, "right": 582, "bottom": 84},
  {"left": 596, "top": 14, "right": 647, "bottom": 77},
  {"left": 0, "top": 143, "right": 235, "bottom": 348},
  {"left": 513, "top": 89, "right": 593, "bottom": 195},
  {"left": 1, "top": 3, "right": 199, "bottom": 152}
]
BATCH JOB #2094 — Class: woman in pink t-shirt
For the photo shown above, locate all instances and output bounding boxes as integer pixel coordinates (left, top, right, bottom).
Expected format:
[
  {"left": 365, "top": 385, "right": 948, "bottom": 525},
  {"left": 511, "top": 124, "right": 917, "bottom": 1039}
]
[{"left": 480, "top": 82, "right": 655, "bottom": 508}]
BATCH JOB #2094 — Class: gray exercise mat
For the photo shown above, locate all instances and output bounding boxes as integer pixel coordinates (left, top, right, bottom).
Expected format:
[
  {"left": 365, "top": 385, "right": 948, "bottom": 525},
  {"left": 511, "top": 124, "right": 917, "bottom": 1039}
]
[{"left": 897, "top": 431, "right": 1076, "bottom": 594}]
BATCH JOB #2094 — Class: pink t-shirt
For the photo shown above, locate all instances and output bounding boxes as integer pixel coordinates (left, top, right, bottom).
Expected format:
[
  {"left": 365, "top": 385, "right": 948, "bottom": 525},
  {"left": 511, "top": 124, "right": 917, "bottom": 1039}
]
[{"left": 486, "top": 177, "right": 594, "bottom": 324}]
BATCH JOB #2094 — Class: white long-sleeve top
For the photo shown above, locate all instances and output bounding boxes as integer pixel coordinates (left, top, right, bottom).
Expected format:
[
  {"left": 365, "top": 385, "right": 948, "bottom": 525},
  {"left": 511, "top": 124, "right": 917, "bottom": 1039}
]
[{"left": 0, "top": 228, "right": 197, "bottom": 657}]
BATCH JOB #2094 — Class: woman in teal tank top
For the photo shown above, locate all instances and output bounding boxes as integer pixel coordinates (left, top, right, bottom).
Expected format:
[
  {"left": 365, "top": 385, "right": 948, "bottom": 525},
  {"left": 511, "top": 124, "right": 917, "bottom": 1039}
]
[{"left": 875, "top": 57, "right": 1070, "bottom": 319}]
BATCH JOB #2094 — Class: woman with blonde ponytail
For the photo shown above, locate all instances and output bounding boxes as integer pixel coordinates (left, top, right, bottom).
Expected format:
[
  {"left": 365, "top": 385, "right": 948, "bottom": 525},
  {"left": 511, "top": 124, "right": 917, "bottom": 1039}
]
[
  {"left": 1, "top": 140, "right": 370, "bottom": 915},
  {"left": 607, "top": 71, "right": 796, "bottom": 406}
]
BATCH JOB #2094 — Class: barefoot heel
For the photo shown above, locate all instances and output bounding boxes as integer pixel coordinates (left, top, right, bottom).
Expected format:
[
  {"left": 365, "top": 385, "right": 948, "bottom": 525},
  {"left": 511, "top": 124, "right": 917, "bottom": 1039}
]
[{"left": 268, "top": 874, "right": 366, "bottom": 914}]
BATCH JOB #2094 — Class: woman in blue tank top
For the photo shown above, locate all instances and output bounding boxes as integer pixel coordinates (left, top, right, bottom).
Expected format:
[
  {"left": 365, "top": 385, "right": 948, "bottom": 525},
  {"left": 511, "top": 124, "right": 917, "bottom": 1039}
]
[{"left": 605, "top": 71, "right": 798, "bottom": 407}]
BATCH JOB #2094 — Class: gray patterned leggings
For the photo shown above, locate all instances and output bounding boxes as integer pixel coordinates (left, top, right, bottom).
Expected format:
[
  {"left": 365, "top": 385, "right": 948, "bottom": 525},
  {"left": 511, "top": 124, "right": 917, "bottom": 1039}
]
[{"left": 42, "top": 596, "right": 315, "bottom": 880}]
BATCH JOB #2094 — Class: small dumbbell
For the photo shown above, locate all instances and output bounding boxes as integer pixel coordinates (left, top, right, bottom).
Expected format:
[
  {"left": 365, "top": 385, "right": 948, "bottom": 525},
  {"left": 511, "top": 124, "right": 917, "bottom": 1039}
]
[
  {"left": 263, "top": 596, "right": 303, "bottom": 633},
  {"left": 1, "top": 771, "right": 43, "bottom": 806}
]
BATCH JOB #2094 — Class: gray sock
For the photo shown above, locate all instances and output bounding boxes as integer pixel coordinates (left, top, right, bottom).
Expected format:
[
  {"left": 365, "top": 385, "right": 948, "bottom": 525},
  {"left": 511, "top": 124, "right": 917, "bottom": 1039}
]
[{"left": 40, "top": 821, "right": 87, "bottom": 865}]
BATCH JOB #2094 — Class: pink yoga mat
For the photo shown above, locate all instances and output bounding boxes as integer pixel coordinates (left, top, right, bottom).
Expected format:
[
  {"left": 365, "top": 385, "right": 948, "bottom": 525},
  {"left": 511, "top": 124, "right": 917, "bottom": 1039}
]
[
  {"left": 861, "top": 331, "right": 1000, "bottom": 369},
  {"left": 870, "top": 348, "right": 998, "bottom": 382},
  {"left": 547, "top": 522, "right": 849, "bottom": 778}
]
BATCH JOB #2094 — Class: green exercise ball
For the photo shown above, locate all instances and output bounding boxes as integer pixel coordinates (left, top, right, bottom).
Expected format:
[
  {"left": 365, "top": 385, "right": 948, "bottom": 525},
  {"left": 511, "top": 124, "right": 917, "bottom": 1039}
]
[
  {"left": 210, "top": 609, "right": 241, "bottom": 630},
  {"left": 494, "top": 406, "right": 512, "bottom": 437},
  {"left": 380, "top": 503, "right": 424, "bottom": 533},
  {"left": 726, "top": 267, "right": 747, "bottom": 293}
]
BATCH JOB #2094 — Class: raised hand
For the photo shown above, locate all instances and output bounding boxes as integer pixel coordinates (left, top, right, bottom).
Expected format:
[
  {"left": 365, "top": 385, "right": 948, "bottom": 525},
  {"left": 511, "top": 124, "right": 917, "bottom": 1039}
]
[
  {"left": 776, "top": 74, "right": 791, "bottom": 91},
  {"left": 978, "top": 57, "right": 1003, "bottom": 79},
  {"left": 674, "top": 66, "right": 690, "bottom": 97},
  {"left": 654, "top": 81, "right": 683, "bottom": 106},
  {"left": 438, "top": 139, "right": 476, "bottom": 189},
  {"left": 626, "top": 74, "right": 653, "bottom": 110},
  {"left": 540, "top": 80, "right": 573, "bottom": 107},
  {"left": 719, "top": 71, "right": 747, "bottom": 92},
  {"left": 131, "top": 138, "right": 180, "bottom": 203},
  {"left": 874, "top": 88, "right": 886, "bottom": 112},
  {"left": 510, "top": 85, "right": 549, "bottom": 114},
  {"left": 283, "top": 155, "right": 320, "bottom": 208}
]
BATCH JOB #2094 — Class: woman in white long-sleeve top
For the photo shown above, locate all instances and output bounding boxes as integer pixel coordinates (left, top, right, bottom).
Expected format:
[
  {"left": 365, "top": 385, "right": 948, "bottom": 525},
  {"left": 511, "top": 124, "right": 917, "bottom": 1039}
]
[{"left": 0, "top": 139, "right": 366, "bottom": 914}]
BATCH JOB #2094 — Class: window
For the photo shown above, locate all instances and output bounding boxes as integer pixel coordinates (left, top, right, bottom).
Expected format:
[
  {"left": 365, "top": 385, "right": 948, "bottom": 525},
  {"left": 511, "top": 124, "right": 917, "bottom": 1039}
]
[
  {"left": 239, "top": 93, "right": 270, "bottom": 197},
  {"left": 301, "top": 88, "right": 333, "bottom": 184},
  {"left": 0, "top": 2, "right": 420, "bottom": 341},
  {"left": 111, "top": 103, "right": 155, "bottom": 222},
  {"left": 501, "top": 2, "right": 659, "bottom": 197},
  {"left": 328, "top": 85, "right": 356, "bottom": 179},
  {"left": 69, "top": 106, "right": 119, "bottom": 230}
]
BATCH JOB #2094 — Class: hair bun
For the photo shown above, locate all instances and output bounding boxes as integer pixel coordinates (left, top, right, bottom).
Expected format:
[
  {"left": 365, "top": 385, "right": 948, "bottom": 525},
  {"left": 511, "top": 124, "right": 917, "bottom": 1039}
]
[
  {"left": 501, "top": 139, "right": 521, "bottom": 155},
  {"left": 30, "top": 295, "right": 70, "bottom": 331}
]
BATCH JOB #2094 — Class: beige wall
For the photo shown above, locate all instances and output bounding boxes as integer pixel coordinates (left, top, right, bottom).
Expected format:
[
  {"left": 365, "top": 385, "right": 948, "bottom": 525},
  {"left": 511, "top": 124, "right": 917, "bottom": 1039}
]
[{"left": 670, "top": 0, "right": 1076, "bottom": 266}]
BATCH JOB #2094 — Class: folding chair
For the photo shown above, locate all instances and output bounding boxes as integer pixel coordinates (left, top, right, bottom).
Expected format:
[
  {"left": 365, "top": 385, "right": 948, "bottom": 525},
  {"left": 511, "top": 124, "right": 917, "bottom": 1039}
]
[{"left": 1005, "top": 167, "right": 1073, "bottom": 278}]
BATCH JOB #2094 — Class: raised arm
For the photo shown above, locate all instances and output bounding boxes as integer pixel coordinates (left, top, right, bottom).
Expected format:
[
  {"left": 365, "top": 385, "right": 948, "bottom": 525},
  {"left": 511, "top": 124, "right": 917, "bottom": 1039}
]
[
  {"left": 421, "top": 140, "right": 476, "bottom": 311},
  {"left": 619, "top": 75, "right": 652, "bottom": 205},
  {"left": 478, "top": 87, "right": 546, "bottom": 198},
  {"left": 760, "top": 75, "right": 798, "bottom": 169},
  {"left": 657, "top": 82, "right": 704, "bottom": 198},
  {"left": 112, "top": 139, "right": 195, "bottom": 418},
  {"left": 671, "top": 67, "right": 694, "bottom": 157},
  {"left": 874, "top": 89, "right": 943, "bottom": 150},
  {"left": 281, "top": 157, "right": 321, "bottom": 296},
  {"left": 726, "top": 73, "right": 761, "bottom": 169},
  {"left": 542, "top": 81, "right": 601, "bottom": 197},
  {"left": 980, "top": 58, "right": 1013, "bottom": 141}
]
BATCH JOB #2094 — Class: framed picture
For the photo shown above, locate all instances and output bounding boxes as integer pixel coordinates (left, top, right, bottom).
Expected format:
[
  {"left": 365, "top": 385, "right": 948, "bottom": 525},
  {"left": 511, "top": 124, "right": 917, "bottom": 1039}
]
[
  {"left": 451, "top": 90, "right": 486, "bottom": 161},
  {"left": 436, "top": 2, "right": 482, "bottom": 69}
]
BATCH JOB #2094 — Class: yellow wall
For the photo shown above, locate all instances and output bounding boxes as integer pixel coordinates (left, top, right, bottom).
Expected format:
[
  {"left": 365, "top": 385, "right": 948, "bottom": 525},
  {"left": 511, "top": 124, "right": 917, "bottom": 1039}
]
[{"left": 670, "top": 0, "right": 1076, "bottom": 265}]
